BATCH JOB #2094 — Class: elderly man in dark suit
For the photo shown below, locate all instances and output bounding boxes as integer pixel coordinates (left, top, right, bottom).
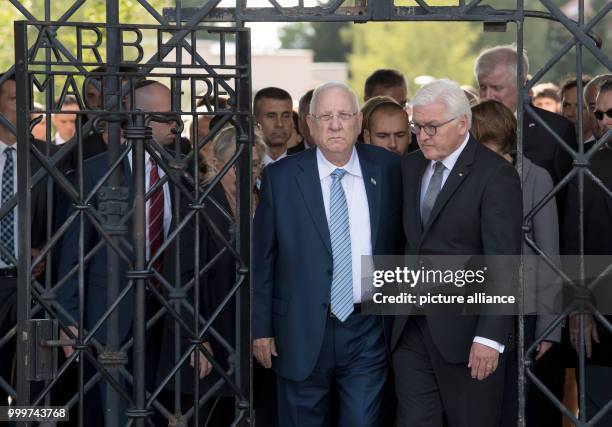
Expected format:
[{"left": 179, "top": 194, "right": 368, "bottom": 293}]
[
  {"left": 253, "top": 81, "right": 403, "bottom": 426},
  {"left": 391, "top": 79, "right": 522, "bottom": 427},
  {"left": 475, "top": 45, "right": 576, "bottom": 187}
]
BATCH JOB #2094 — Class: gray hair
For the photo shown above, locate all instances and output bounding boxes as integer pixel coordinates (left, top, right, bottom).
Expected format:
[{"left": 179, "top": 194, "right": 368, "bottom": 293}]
[
  {"left": 474, "top": 45, "right": 529, "bottom": 83},
  {"left": 212, "top": 125, "right": 268, "bottom": 165},
  {"left": 412, "top": 79, "right": 472, "bottom": 128},
  {"left": 309, "top": 82, "right": 360, "bottom": 115},
  {"left": 584, "top": 73, "right": 612, "bottom": 102}
]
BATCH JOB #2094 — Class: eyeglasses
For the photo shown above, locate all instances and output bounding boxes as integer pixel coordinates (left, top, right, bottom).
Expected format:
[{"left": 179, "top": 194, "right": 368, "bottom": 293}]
[
  {"left": 311, "top": 111, "right": 358, "bottom": 122},
  {"left": 410, "top": 117, "right": 456, "bottom": 136},
  {"left": 594, "top": 108, "right": 612, "bottom": 121}
]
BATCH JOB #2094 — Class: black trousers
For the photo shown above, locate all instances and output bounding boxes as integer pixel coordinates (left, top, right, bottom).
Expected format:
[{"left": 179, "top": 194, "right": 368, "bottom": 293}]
[
  {"left": 393, "top": 316, "right": 505, "bottom": 427},
  {"left": 0, "top": 277, "right": 17, "bottom": 407}
]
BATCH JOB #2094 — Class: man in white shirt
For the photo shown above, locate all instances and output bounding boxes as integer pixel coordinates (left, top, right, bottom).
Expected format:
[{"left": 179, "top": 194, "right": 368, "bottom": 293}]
[
  {"left": 52, "top": 95, "right": 79, "bottom": 145},
  {"left": 253, "top": 82, "right": 404, "bottom": 426},
  {"left": 56, "top": 80, "right": 177, "bottom": 424},
  {"left": 391, "top": 79, "right": 522, "bottom": 427}
]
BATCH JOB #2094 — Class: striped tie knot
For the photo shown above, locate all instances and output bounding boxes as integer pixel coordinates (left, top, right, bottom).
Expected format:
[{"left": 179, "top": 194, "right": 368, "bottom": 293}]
[{"left": 331, "top": 168, "right": 347, "bottom": 181}]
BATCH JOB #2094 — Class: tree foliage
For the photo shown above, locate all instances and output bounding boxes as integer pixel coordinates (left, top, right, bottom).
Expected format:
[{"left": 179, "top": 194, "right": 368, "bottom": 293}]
[
  {"left": 279, "top": 22, "right": 351, "bottom": 62},
  {"left": 347, "top": 21, "right": 481, "bottom": 100}
]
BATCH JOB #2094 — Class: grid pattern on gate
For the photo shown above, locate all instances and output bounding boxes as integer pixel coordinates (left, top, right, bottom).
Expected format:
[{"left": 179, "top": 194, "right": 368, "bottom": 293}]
[
  {"left": 1, "top": 2, "right": 253, "bottom": 425},
  {"left": 0, "top": 1, "right": 608, "bottom": 427}
]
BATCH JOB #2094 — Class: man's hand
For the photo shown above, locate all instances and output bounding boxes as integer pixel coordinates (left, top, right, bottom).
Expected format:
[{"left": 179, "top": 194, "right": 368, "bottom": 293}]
[
  {"left": 253, "top": 337, "right": 278, "bottom": 369},
  {"left": 190, "top": 342, "right": 213, "bottom": 379},
  {"left": 569, "top": 313, "right": 600, "bottom": 358},
  {"left": 31, "top": 248, "right": 45, "bottom": 279},
  {"left": 60, "top": 325, "right": 79, "bottom": 358},
  {"left": 535, "top": 341, "right": 554, "bottom": 360},
  {"left": 467, "top": 342, "right": 500, "bottom": 380}
]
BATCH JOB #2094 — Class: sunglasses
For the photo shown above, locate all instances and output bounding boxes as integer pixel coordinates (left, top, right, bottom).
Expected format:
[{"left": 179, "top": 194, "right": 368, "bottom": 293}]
[{"left": 594, "top": 108, "right": 612, "bottom": 121}]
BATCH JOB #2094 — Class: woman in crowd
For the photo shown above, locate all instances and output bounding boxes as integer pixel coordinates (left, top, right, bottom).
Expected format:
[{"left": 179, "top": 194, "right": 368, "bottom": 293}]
[{"left": 157, "top": 125, "right": 266, "bottom": 425}]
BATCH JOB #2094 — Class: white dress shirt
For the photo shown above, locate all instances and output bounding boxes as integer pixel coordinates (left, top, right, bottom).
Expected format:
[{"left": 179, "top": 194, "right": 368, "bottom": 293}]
[
  {"left": 0, "top": 140, "right": 17, "bottom": 267},
  {"left": 262, "top": 150, "right": 287, "bottom": 168},
  {"left": 419, "top": 133, "right": 505, "bottom": 353},
  {"left": 54, "top": 132, "right": 67, "bottom": 145},
  {"left": 127, "top": 151, "right": 172, "bottom": 259},
  {"left": 317, "top": 147, "right": 371, "bottom": 304}
]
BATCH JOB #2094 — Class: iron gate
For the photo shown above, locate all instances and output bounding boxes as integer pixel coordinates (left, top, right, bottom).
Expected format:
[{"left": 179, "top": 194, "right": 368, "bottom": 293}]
[
  {"left": 0, "top": 0, "right": 608, "bottom": 426},
  {"left": 7, "top": 4, "right": 253, "bottom": 426}
]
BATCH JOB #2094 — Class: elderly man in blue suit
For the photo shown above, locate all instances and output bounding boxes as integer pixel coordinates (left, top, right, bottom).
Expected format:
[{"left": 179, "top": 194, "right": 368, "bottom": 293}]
[{"left": 253, "top": 82, "right": 404, "bottom": 426}]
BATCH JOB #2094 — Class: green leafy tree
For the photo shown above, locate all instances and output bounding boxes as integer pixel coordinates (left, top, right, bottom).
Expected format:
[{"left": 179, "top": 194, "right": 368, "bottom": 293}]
[
  {"left": 346, "top": 21, "right": 481, "bottom": 100},
  {"left": 279, "top": 22, "right": 351, "bottom": 62}
]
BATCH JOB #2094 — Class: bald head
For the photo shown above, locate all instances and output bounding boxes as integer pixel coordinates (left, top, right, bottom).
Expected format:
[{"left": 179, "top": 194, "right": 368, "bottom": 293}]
[{"left": 127, "top": 81, "right": 174, "bottom": 145}]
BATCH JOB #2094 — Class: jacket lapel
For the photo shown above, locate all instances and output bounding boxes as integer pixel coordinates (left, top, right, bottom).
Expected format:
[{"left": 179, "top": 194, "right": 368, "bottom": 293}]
[
  {"left": 356, "top": 144, "right": 382, "bottom": 250},
  {"left": 420, "top": 137, "right": 476, "bottom": 241},
  {"left": 295, "top": 149, "right": 332, "bottom": 255}
]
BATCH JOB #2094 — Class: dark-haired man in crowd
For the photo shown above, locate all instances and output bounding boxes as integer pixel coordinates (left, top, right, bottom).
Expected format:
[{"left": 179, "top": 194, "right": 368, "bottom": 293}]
[
  {"left": 52, "top": 95, "right": 80, "bottom": 145},
  {"left": 254, "top": 87, "right": 293, "bottom": 167},
  {"left": 288, "top": 89, "right": 315, "bottom": 155},
  {"left": 364, "top": 69, "right": 409, "bottom": 108},
  {"left": 560, "top": 76, "right": 594, "bottom": 151},
  {"left": 363, "top": 97, "right": 410, "bottom": 155}
]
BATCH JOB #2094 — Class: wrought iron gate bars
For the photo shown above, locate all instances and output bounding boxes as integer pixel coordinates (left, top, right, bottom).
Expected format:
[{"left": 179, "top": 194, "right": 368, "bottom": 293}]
[{"left": 2, "top": 0, "right": 609, "bottom": 426}]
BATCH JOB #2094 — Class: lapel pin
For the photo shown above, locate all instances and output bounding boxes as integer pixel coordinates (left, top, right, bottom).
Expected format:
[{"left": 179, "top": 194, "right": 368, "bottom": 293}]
[
  {"left": 370, "top": 177, "right": 377, "bottom": 185},
  {"left": 458, "top": 172, "right": 463, "bottom": 177},
  {"left": 529, "top": 123, "right": 535, "bottom": 128}
]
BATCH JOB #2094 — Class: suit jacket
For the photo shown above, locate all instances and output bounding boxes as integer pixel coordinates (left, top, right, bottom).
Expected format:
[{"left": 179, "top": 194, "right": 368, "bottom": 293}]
[
  {"left": 253, "top": 143, "right": 404, "bottom": 381},
  {"left": 391, "top": 136, "right": 523, "bottom": 364},
  {"left": 56, "top": 147, "right": 177, "bottom": 344},
  {"left": 562, "top": 146, "right": 612, "bottom": 366},
  {"left": 287, "top": 140, "right": 306, "bottom": 155},
  {"left": 523, "top": 106, "right": 576, "bottom": 187},
  {"left": 158, "top": 182, "right": 237, "bottom": 395},
  {"left": 0, "top": 139, "right": 68, "bottom": 328}
]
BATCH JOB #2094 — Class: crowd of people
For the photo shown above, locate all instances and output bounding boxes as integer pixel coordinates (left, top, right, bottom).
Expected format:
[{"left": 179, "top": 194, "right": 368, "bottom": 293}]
[{"left": 0, "top": 43, "right": 610, "bottom": 426}]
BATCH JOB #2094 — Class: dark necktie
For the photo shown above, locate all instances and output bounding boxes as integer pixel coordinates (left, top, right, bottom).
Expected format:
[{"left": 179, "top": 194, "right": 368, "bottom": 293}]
[
  {"left": 421, "top": 161, "right": 445, "bottom": 227},
  {"left": 149, "top": 158, "right": 164, "bottom": 275},
  {"left": 1, "top": 147, "right": 15, "bottom": 265}
]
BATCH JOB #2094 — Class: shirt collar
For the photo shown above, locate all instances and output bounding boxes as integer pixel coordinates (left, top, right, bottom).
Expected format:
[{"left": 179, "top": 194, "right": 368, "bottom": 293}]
[
  {"left": 54, "top": 132, "right": 67, "bottom": 145},
  {"left": 263, "top": 150, "right": 287, "bottom": 167},
  {"left": 431, "top": 132, "right": 469, "bottom": 173},
  {"left": 0, "top": 139, "right": 15, "bottom": 155},
  {"left": 316, "top": 146, "right": 361, "bottom": 181}
]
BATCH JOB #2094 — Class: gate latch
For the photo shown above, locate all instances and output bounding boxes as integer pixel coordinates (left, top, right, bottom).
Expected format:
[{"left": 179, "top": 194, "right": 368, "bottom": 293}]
[{"left": 24, "top": 319, "right": 58, "bottom": 381}]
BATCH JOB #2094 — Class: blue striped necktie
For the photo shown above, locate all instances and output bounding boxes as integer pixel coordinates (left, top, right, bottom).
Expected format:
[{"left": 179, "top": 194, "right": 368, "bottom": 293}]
[
  {"left": 329, "top": 168, "right": 353, "bottom": 321},
  {"left": 1, "top": 147, "right": 15, "bottom": 265}
]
